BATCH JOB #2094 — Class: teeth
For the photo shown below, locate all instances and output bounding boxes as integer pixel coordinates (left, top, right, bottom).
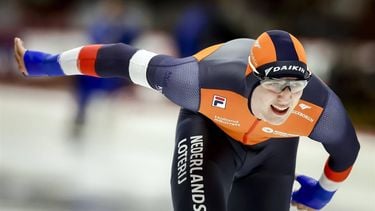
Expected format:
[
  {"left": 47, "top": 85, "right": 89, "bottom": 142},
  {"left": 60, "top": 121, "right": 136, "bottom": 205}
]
[{"left": 273, "top": 105, "right": 288, "bottom": 111}]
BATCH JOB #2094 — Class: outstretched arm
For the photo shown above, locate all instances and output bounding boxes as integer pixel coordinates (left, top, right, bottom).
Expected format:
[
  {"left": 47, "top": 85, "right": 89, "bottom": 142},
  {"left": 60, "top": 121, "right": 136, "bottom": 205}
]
[
  {"left": 292, "top": 90, "right": 360, "bottom": 210},
  {"left": 14, "top": 37, "right": 201, "bottom": 111},
  {"left": 15, "top": 37, "right": 151, "bottom": 79}
]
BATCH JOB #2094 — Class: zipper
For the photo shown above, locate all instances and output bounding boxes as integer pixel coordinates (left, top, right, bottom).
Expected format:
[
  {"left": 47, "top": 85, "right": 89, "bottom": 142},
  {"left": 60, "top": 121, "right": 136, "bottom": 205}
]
[{"left": 242, "top": 119, "right": 260, "bottom": 143}]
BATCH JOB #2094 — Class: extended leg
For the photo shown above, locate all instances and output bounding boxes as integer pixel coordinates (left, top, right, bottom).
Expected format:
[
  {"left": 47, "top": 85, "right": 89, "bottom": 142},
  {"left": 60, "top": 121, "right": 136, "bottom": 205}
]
[{"left": 228, "top": 138, "right": 299, "bottom": 211}]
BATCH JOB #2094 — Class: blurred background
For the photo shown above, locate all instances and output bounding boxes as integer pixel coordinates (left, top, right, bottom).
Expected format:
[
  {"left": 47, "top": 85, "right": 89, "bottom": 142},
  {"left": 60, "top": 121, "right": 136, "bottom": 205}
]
[{"left": 0, "top": 0, "right": 374, "bottom": 210}]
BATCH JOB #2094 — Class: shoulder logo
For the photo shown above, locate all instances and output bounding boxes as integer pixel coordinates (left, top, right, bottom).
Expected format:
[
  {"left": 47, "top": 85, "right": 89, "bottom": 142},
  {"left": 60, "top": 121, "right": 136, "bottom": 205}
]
[
  {"left": 299, "top": 103, "right": 311, "bottom": 110},
  {"left": 212, "top": 95, "right": 226, "bottom": 109}
]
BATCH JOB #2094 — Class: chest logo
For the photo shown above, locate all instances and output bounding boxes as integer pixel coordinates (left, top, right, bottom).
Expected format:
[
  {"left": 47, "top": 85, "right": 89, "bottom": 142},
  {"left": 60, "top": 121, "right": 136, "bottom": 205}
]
[
  {"left": 261, "top": 127, "right": 299, "bottom": 137},
  {"left": 212, "top": 95, "right": 226, "bottom": 109},
  {"left": 299, "top": 103, "right": 311, "bottom": 110}
]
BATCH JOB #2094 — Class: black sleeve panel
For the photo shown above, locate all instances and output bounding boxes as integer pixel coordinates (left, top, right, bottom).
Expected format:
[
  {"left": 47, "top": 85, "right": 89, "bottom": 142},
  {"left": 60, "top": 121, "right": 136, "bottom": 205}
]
[{"left": 309, "top": 89, "right": 360, "bottom": 171}]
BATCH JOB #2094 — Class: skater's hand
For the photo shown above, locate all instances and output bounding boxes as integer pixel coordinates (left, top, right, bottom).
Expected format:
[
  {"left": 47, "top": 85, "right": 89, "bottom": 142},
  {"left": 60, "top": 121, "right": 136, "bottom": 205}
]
[
  {"left": 291, "top": 175, "right": 335, "bottom": 210},
  {"left": 14, "top": 37, "right": 28, "bottom": 76}
]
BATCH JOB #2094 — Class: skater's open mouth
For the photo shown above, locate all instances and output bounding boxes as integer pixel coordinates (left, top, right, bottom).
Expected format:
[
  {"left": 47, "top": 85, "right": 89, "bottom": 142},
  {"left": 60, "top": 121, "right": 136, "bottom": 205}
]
[{"left": 271, "top": 105, "right": 289, "bottom": 115}]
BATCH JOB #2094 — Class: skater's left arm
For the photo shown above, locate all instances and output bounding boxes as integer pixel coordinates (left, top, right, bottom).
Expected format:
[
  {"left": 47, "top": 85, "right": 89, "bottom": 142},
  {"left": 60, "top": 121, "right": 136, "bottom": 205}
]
[{"left": 292, "top": 90, "right": 360, "bottom": 210}]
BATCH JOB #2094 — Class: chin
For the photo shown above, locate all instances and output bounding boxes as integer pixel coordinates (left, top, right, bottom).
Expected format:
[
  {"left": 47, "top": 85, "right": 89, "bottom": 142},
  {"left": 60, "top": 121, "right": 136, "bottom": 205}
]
[
  {"left": 265, "top": 116, "right": 289, "bottom": 125},
  {"left": 268, "top": 119, "right": 286, "bottom": 125}
]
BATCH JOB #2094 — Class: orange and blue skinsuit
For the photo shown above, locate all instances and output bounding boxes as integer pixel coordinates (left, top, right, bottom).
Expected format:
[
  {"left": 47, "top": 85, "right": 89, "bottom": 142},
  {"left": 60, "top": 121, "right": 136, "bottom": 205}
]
[{"left": 23, "top": 37, "right": 360, "bottom": 211}]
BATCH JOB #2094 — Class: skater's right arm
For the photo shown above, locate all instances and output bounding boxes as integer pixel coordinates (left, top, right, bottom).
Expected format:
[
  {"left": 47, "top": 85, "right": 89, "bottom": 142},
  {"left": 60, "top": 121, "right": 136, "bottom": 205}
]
[{"left": 14, "top": 37, "right": 202, "bottom": 111}]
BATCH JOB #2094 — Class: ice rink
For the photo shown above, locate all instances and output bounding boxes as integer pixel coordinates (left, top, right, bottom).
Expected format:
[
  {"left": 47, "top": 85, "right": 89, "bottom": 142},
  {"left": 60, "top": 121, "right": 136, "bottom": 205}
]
[{"left": 0, "top": 84, "right": 374, "bottom": 211}]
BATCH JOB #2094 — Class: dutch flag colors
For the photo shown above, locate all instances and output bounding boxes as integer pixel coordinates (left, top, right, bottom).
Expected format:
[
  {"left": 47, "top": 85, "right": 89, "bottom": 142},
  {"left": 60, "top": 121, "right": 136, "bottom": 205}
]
[
  {"left": 318, "top": 161, "right": 353, "bottom": 192},
  {"left": 24, "top": 44, "right": 157, "bottom": 89}
]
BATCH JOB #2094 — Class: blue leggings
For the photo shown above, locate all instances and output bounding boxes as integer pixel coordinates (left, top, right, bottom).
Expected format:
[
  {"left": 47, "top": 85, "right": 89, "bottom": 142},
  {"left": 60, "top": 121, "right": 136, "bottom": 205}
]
[{"left": 170, "top": 109, "right": 299, "bottom": 211}]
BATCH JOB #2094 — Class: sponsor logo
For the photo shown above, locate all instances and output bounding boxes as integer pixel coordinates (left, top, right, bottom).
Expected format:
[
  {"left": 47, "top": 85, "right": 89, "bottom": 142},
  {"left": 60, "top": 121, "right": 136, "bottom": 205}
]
[
  {"left": 189, "top": 136, "right": 206, "bottom": 211},
  {"left": 262, "top": 127, "right": 299, "bottom": 137},
  {"left": 214, "top": 115, "right": 240, "bottom": 127},
  {"left": 264, "top": 67, "right": 273, "bottom": 76},
  {"left": 299, "top": 103, "right": 311, "bottom": 110},
  {"left": 176, "top": 138, "right": 188, "bottom": 185},
  {"left": 262, "top": 127, "right": 274, "bottom": 134},
  {"left": 176, "top": 136, "right": 207, "bottom": 211},
  {"left": 292, "top": 110, "right": 314, "bottom": 122},
  {"left": 212, "top": 95, "right": 226, "bottom": 109},
  {"left": 264, "top": 65, "right": 306, "bottom": 76}
]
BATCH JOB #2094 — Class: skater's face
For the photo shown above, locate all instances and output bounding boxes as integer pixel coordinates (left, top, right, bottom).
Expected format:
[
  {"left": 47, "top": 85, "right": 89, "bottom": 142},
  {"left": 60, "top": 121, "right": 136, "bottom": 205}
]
[{"left": 250, "top": 78, "right": 304, "bottom": 125}]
